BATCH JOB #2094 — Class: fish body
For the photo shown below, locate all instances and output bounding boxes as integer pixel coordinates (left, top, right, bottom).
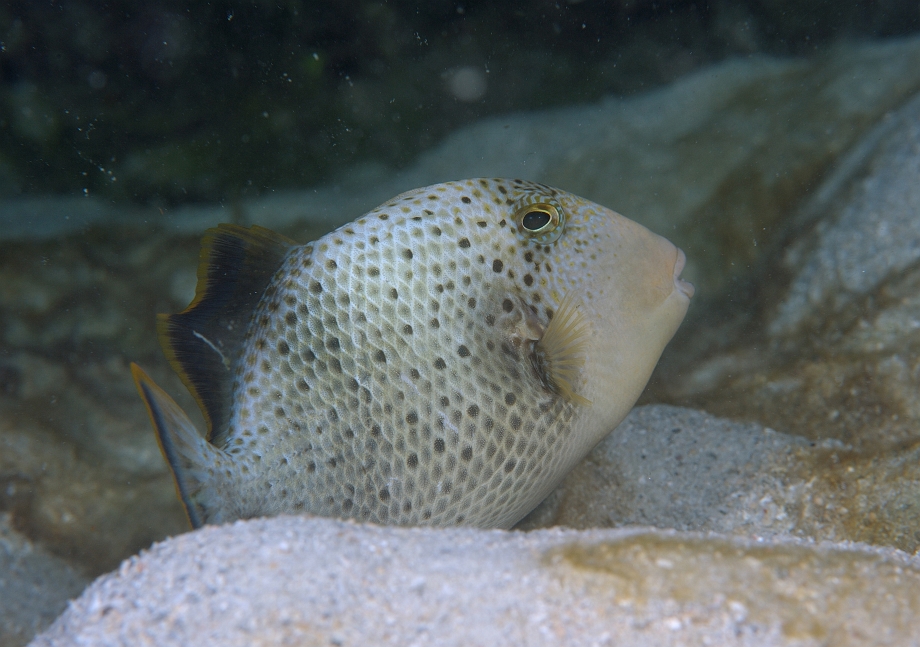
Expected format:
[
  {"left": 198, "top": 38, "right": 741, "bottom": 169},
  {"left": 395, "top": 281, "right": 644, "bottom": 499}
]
[{"left": 132, "top": 178, "right": 693, "bottom": 529}]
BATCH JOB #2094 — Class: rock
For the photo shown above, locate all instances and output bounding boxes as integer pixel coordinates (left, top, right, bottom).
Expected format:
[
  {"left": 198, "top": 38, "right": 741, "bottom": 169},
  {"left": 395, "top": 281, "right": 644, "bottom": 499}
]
[
  {"left": 654, "top": 83, "right": 920, "bottom": 451},
  {"left": 769, "top": 91, "right": 920, "bottom": 339},
  {"left": 29, "top": 515, "right": 920, "bottom": 647},
  {"left": 521, "top": 406, "right": 920, "bottom": 554},
  {"left": 0, "top": 514, "right": 87, "bottom": 647}
]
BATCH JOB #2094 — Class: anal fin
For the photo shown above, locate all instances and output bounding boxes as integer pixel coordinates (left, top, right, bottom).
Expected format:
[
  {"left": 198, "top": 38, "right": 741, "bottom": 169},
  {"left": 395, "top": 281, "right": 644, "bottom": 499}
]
[{"left": 131, "top": 363, "right": 221, "bottom": 528}]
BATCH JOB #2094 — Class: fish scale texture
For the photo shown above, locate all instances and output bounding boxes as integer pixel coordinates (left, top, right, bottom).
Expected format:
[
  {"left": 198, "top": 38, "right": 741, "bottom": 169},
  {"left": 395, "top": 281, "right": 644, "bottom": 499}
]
[{"left": 212, "top": 179, "right": 600, "bottom": 527}]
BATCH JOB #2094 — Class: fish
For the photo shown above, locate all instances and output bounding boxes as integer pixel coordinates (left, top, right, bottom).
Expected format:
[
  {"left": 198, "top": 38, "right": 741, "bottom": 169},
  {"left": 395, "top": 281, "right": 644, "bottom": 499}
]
[{"left": 131, "top": 178, "right": 694, "bottom": 529}]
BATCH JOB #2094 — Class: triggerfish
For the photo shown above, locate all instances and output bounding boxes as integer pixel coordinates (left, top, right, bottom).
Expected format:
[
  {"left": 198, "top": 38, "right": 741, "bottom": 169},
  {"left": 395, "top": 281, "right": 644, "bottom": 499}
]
[{"left": 131, "top": 178, "right": 693, "bottom": 529}]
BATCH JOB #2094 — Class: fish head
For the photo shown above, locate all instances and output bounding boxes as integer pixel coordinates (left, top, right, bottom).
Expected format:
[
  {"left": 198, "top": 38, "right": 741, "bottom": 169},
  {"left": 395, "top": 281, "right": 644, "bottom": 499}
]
[
  {"left": 543, "top": 188, "right": 694, "bottom": 441},
  {"left": 399, "top": 179, "right": 695, "bottom": 456}
]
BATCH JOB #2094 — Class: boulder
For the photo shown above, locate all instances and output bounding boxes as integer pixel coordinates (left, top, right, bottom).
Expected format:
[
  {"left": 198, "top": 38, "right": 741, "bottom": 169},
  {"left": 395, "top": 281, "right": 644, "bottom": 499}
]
[{"left": 29, "top": 515, "right": 920, "bottom": 647}]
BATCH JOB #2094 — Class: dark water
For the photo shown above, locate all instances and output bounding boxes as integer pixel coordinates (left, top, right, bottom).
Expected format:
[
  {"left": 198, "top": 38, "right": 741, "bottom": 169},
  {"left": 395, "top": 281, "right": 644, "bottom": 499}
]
[{"left": 2, "top": 2, "right": 920, "bottom": 645}]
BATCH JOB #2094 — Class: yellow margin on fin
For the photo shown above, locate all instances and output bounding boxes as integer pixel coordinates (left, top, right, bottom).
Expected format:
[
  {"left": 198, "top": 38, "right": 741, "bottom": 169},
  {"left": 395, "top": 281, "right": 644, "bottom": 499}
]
[
  {"left": 157, "top": 224, "right": 296, "bottom": 444},
  {"left": 537, "top": 293, "right": 592, "bottom": 405}
]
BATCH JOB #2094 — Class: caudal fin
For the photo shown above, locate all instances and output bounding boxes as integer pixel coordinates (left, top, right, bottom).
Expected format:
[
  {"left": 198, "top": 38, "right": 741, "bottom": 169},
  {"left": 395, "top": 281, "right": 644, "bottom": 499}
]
[{"left": 131, "top": 362, "right": 221, "bottom": 528}]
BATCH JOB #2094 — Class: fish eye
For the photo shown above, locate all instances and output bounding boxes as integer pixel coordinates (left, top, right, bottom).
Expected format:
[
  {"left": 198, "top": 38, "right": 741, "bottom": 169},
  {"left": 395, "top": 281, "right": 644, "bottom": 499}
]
[
  {"left": 521, "top": 208, "right": 553, "bottom": 232},
  {"left": 512, "top": 197, "right": 565, "bottom": 244}
]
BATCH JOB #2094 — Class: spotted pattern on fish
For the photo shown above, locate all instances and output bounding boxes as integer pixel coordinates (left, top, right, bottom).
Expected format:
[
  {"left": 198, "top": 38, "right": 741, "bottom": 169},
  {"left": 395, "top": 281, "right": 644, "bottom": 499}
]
[{"left": 132, "top": 178, "right": 693, "bottom": 529}]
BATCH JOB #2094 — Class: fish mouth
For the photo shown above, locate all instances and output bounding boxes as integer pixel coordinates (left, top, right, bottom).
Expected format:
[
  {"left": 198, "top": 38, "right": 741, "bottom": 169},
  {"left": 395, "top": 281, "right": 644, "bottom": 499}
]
[{"left": 673, "top": 248, "right": 695, "bottom": 298}]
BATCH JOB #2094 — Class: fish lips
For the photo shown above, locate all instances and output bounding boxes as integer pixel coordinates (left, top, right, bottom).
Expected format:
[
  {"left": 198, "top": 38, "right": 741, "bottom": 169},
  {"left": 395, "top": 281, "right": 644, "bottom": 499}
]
[{"left": 673, "top": 248, "right": 695, "bottom": 299}]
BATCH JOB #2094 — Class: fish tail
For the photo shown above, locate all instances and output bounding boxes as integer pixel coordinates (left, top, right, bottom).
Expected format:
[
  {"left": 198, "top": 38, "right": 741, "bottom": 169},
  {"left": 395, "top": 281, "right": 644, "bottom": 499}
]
[{"left": 131, "top": 362, "right": 224, "bottom": 528}]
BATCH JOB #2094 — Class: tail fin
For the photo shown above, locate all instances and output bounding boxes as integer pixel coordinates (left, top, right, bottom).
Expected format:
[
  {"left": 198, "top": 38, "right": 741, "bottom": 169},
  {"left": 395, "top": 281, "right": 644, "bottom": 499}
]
[{"left": 131, "top": 363, "right": 221, "bottom": 528}]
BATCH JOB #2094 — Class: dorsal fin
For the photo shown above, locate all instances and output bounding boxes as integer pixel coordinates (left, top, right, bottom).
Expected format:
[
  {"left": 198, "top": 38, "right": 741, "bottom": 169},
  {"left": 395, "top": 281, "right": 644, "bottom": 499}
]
[{"left": 158, "top": 224, "right": 296, "bottom": 442}]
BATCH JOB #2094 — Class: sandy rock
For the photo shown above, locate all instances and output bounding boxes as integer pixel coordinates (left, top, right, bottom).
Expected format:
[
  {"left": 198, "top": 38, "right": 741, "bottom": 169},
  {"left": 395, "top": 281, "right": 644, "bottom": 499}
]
[
  {"left": 522, "top": 405, "right": 920, "bottom": 553},
  {"left": 29, "top": 515, "right": 920, "bottom": 647},
  {"left": 0, "top": 515, "right": 87, "bottom": 647}
]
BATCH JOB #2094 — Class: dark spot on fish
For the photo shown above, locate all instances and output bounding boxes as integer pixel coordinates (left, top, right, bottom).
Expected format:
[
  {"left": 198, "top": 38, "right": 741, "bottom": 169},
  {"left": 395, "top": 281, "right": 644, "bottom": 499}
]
[
  {"left": 409, "top": 368, "right": 420, "bottom": 379},
  {"left": 402, "top": 248, "right": 413, "bottom": 260},
  {"left": 546, "top": 308, "right": 555, "bottom": 320},
  {"left": 461, "top": 196, "right": 471, "bottom": 204},
  {"left": 370, "top": 236, "right": 379, "bottom": 245},
  {"left": 440, "top": 396, "right": 450, "bottom": 407},
  {"left": 327, "top": 457, "right": 337, "bottom": 468},
  {"left": 502, "top": 299, "right": 514, "bottom": 313},
  {"left": 379, "top": 213, "right": 389, "bottom": 220},
  {"left": 285, "top": 311, "right": 298, "bottom": 325},
  {"left": 499, "top": 219, "right": 507, "bottom": 227},
  {"left": 434, "top": 438, "right": 445, "bottom": 452},
  {"left": 524, "top": 251, "right": 534, "bottom": 263},
  {"left": 327, "top": 337, "right": 340, "bottom": 351},
  {"left": 303, "top": 348, "right": 316, "bottom": 361},
  {"left": 343, "top": 499, "right": 353, "bottom": 511},
  {"left": 278, "top": 340, "right": 290, "bottom": 355},
  {"left": 309, "top": 281, "right": 323, "bottom": 294},
  {"left": 406, "top": 411, "right": 418, "bottom": 424},
  {"left": 431, "top": 226, "right": 442, "bottom": 236},
  {"left": 504, "top": 459, "right": 516, "bottom": 473},
  {"left": 458, "top": 344, "right": 471, "bottom": 358},
  {"left": 389, "top": 288, "right": 398, "bottom": 299},
  {"left": 368, "top": 267, "right": 380, "bottom": 277},
  {"left": 467, "top": 404, "right": 479, "bottom": 418},
  {"left": 510, "top": 415, "right": 522, "bottom": 431},
  {"left": 430, "top": 318, "right": 440, "bottom": 329},
  {"left": 328, "top": 407, "right": 339, "bottom": 422},
  {"left": 374, "top": 350, "right": 387, "bottom": 363},
  {"left": 423, "top": 510, "right": 432, "bottom": 520},
  {"left": 434, "top": 357, "right": 446, "bottom": 369},
  {"left": 296, "top": 378, "right": 309, "bottom": 393},
  {"left": 326, "top": 259, "right": 337, "bottom": 270},
  {"left": 492, "top": 259, "right": 503, "bottom": 273},
  {"left": 476, "top": 220, "right": 487, "bottom": 228},
  {"left": 505, "top": 392, "right": 516, "bottom": 405},
  {"left": 407, "top": 453, "right": 419, "bottom": 468},
  {"left": 307, "top": 461, "right": 316, "bottom": 473},
  {"left": 524, "top": 274, "right": 534, "bottom": 286},
  {"left": 461, "top": 446, "right": 473, "bottom": 461},
  {"left": 477, "top": 254, "right": 485, "bottom": 264},
  {"left": 435, "top": 283, "right": 444, "bottom": 294},
  {"left": 347, "top": 377, "right": 359, "bottom": 392},
  {"left": 485, "top": 314, "right": 495, "bottom": 327},
  {"left": 458, "top": 238, "right": 471, "bottom": 249}
]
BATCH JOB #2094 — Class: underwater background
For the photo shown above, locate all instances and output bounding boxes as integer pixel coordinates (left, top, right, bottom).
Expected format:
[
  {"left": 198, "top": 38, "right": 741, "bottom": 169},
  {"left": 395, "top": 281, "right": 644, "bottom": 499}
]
[{"left": 4, "top": 2, "right": 920, "bottom": 645}]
